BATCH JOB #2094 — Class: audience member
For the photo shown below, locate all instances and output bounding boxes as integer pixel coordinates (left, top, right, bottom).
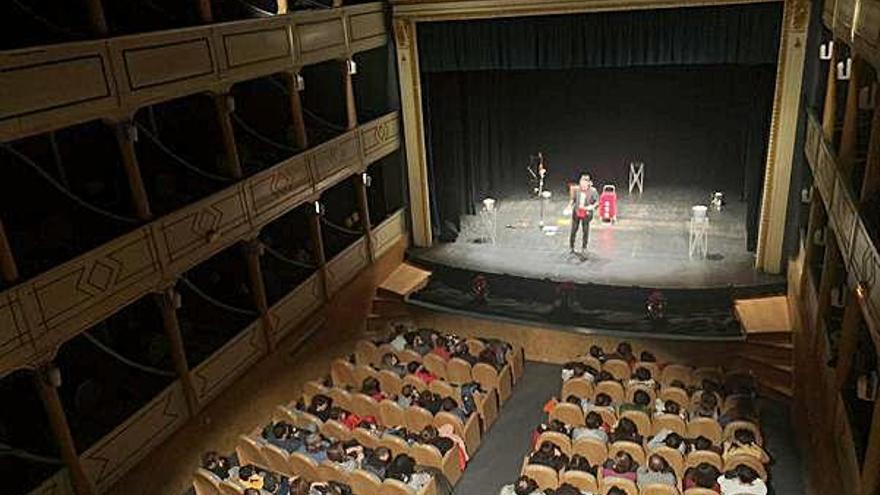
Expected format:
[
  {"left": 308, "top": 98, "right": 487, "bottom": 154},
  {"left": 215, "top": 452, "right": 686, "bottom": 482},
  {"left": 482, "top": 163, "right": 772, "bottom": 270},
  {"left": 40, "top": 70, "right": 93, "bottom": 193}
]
[
  {"left": 609, "top": 417, "right": 643, "bottom": 444},
  {"left": 362, "top": 447, "right": 392, "bottom": 478},
  {"left": 691, "top": 391, "right": 720, "bottom": 420},
  {"left": 602, "top": 452, "right": 638, "bottom": 482},
  {"left": 648, "top": 430, "right": 686, "bottom": 454},
  {"left": 619, "top": 389, "right": 652, "bottom": 415},
  {"left": 684, "top": 462, "right": 722, "bottom": 492},
  {"left": 385, "top": 454, "right": 433, "bottom": 491},
  {"left": 529, "top": 441, "right": 569, "bottom": 471},
  {"left": 588, "top": 345, "right": 606, "bottom": 363},
  {"left": 499, "top": 475, "right": 542, "bottom": 495},
  {"left": 380, "top": 353, "right": 407, "bottom": 377},
  {"left": 361, "top": 377, "right": 387, "bottom": 402},
  {"left": 566, "top": 454, "right": 597, "bottom": 476},
  {"left": 636, "top": 454, "right": 676, "bottom": 488},
  {"left": 572, "top": 411, "right": 609, "bottom": 443},
  {"left": 397, "top": 384, "right": 419, "bottom": 408},
  {"left": 718, "top": 465, "right": 767, "bottom": 495},
  {"left": 723, "top": 428, "right": 770, "bottom": 464},
  {"left": 307, "top": 394, "right": 333, "bottom": 422},
  {"left": 627, "top": 367, "right": 656, "bottom": 389}
]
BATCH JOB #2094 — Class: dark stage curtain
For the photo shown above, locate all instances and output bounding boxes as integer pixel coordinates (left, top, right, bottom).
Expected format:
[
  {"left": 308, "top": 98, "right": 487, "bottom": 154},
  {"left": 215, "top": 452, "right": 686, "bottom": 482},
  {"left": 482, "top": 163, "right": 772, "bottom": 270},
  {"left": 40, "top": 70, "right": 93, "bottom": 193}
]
[
  {"left": 418, "top": 3, "right": 782, "bottom": 73},
  {"left": 422, "top": 65, "right": 777, "bottom": 248}
]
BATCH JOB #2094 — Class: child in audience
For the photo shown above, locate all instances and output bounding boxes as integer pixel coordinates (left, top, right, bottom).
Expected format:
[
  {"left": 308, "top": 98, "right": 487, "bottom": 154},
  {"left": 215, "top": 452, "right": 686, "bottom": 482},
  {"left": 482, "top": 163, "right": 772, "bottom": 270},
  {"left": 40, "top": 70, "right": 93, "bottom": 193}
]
[
  {"left": 602, "top": 452, "right": 638, "bottom": 482},
  {"left": 723, "top": 428, "right": 770, "bottom": 464},
  {"left": 572, "top": 411, "right": 609, "bottom": 443},
  {"left": 636, "top": 454, "right": 676, "bottom": 488},
  {"left": 718, "top": 464, "right": 767, "bottom": 495}
]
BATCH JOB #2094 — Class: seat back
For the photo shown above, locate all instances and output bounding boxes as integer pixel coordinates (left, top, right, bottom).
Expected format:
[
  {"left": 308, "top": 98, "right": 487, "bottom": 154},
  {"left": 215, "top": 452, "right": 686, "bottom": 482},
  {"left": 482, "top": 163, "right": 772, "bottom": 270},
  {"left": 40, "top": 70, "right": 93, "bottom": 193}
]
[
  {"left": 471, "top": 362, "right": 499, "bottom": 394},
  {"left": 603, "top": 359, "right": 631, "bottom": 381},
  {"left": 429, "top": 380, "right": 457, "bottom": 399},
  {"left": 658, "top": 387, "right": 690, "bottom": 409},
  {"left": 350, "top": 393, "right": 380, "bottom": 419},
  {"left": 327, "top": 388, "right": 353, "bottom": 412},
  {"left": 289, "top": 451, "right": 319, "bottom": 481},
  {"left": 562, "top": 377, "right": 594, "bottom": 400},
  {"left": 722, "top": 420, "right": 764, "bottom": 445},
  {"left": 355, "top": 340, "right": 379, "bottom": 366},
  {"left": 262, "top": 443, "right": 291, "bottom": 476},
  {"left": 619, "top": 409, "right": 652, "bottom": 436},
  {"left": 687, "top": 418, "right": 722, "bottom": 446},
  {"left": 660, "top": 364, "right": 694, "bottom": 388},
  {"left": 692, "top": 366, "right": 722, "bottom": 386},
  {"left": 685, "top": 450, "right": 723, "bottom": 471},
  {"left": 409, "top": 442, "right": 443, "bottom": 469},
  {"left": 625, "top": 384, "right": 657, "bottom": 405},
  {"left": 331, "top": 358, "right": 357, "bottom": 388},
  {"left": 573, "top": 437, "right": 608, "bottom": 467},
  {"left": 235, "top": 435, "right": 267, "bottom": 469},
  {"left": 579, "top": 355, "right": 603, "bottom": 372},
  {"left": 537, "top": 431, "right": 572, "bottom": 457},
  {"left": 550, "top": 402, "right": 585, "bottom": 427},
  {"left": 218, "top": 480, "right": 243, "bottom": 495},
  {"left": 380, "top": 478, "right": 418, "bottom": 495},
  {"left": 560, "top": 470, "right": 598, "bottom": 493},
  {"left": 318, "top": 460, "right": 351, "bottom": 485},
  {"left": 404, "top": 374, "right": 428, "bottom": 392},
  {"left": 609, "top": 440, "right": 646, "bottom": 467},
  {"left": 684, "top": 489, "right": 721, "bottom": 495},
  {"left": 423, "top": 353, "right": 448, "bottom": 380},
  {"left": 350, "top": 469, "right": 383, "bottom": 495},
  {"left": 378, "top": 369, "right": 404, "bottom": 396},
  {"left": 652, "top": 445, "right": 685, "bottom": 480},
  {"left": 601, "top": 476, "right": 638, "bottom": 495},
  {"left": 352, "top": 427, "right": 381, "bottom": 449},
  {"left": 433, "top": 410, "right": 465, "bottom": 438},
  {"left": 405, "top": 405, "right": 435, "bottom": 432},
  {"left": 586, "top": 406, "right": 618, "bottom": 427},
  {"left": 641, "top": 484, "right": 679, "bottom": 495},
  {"left": 447, "top": 357, "right": 473, "bottom": 385},
  {"left": 302, "top": 380, "right": 328, "bottom": 402},
  {"left": 723, "top": 454, "right": 768, "bottom": 480},
  {"left": 398, "top": 348, "right": 423, "bottom": 364},
  {"left": 193, "top": 468, "right": 221, "bottom": 495},
  {"left": 353, "top": 365, "right": 380, "bottom": 389},
  {"left": 595, "top": 381, "right": 625, "bottom": 405},
  {"left": 653, "top": 413, "right": 687, "bottom": 436},
  {"left": 465, "top": 338, "right": 486, "bottom": 356},
  {"left": 380, "top": 432, "right": 411, "bottom": 456},
  {"left": 320, "top": 419, "right": 351, "bottom": 442},
  {"left": 522, "top": 463, "right": 559, "bottom": 491},
  {"left": 633, "top": 361, "right": 660, "bottom": 380},
  {"left": 379, "top": 399, "right": 407, "bottom": 427}
]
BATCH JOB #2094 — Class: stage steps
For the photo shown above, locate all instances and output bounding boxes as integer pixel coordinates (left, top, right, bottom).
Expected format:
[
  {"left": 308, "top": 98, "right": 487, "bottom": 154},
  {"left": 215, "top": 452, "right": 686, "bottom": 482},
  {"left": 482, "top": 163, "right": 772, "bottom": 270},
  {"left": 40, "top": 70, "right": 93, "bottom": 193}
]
[
  {"left": 733, "top": 295, "right": 794, "bottom": 401},
  {"left": 367, "top": 262, "right": 432, "bottom": 333}
]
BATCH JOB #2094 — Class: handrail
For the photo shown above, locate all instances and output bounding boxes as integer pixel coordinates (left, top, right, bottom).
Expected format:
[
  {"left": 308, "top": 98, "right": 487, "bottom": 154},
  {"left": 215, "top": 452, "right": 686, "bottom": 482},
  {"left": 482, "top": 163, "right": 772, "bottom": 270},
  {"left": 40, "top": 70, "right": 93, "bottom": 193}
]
[{"left": 0, "top": 111, "right": 401, "bottom": 380}]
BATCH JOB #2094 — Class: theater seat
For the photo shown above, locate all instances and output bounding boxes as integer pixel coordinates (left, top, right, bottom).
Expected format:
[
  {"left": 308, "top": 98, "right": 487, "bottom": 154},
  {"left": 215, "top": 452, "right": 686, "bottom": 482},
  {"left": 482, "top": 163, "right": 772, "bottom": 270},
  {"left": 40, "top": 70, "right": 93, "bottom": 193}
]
[
  {"left": 350, "top": 469, "right": 383, "bottom": 495},
  {"left": 550, "top": 402, "right": 585, "bottom": 427},
  {"left": 522, "top": 463, "right": 559, "bottom": 491},
  {"left": 561, "top": 469, "right": 598, "bottom": 493},
  {"left": 193, "top": 468, "right": 221, "bottom": 495},
  {"left": 685, "top": 450, "right": 723, "bottom": 472},
  {"left": 687, "top": 418, "right": 722, "bottom": 446},
  {"left": 601, "top": 477, "right": 638, "bottom": 495},
  {"left": 562, "top": 376, "right": 594, "bottom": 400},
  {"left": 641, "top": 484, "right": 679, "bottom": 495}
]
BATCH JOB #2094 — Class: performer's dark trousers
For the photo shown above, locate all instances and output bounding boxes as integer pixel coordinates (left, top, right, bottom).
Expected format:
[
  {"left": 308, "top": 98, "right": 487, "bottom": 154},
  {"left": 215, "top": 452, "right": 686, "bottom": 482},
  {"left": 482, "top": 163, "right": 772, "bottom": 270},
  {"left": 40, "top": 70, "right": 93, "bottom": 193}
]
[{"left": 570, "top": 214, "right": 592, "bottom": 250}]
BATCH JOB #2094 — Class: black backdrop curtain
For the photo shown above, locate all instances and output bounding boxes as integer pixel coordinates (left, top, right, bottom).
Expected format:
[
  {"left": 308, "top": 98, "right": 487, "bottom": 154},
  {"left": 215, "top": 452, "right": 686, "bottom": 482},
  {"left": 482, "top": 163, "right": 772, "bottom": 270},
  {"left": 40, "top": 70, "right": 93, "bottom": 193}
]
[
  {"left": 418, "top": 3, "right": 781, "bottom": 72},
  {"left": 419, "top": 4, "right": 781, "bottom": 250}
]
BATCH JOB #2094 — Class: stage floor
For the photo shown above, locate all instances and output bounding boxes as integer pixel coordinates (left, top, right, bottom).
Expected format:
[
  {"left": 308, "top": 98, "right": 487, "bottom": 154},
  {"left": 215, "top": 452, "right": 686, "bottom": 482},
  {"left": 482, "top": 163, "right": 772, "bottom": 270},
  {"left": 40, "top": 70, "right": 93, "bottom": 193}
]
[{"left": 412, "top": 186, "right": 782, "bottom": 289}]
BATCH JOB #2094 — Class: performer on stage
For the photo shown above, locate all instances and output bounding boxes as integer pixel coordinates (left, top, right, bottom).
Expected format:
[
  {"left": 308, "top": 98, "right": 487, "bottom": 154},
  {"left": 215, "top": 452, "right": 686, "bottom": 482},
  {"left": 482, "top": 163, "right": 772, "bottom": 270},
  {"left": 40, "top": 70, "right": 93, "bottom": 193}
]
[{"left": 569, "top": 172, "right": 599, "bottom": 254}]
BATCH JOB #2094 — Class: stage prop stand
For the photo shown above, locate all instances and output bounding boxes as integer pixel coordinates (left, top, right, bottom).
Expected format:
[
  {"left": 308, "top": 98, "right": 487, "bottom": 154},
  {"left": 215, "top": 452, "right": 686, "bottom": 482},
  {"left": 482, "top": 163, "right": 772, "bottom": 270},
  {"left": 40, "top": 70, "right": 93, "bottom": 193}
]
[
  {"left": 155, "top": 288, "right": 199, "bottom": 414},
  {"left": 34, "top": 364, "right": 95, "bottom": 495},
  {"left": 839, "top": 56, "right": 866, "bottom": 179},
  {"left": 822, "top": 42, "right": 839, "bottom": 142},
  {"left": 393, "top": 19, "right": 432, "bottom": 247},
  {"left": 861, "top": 86, "right": 880, "bottom": 203},
  {"left": 86, "top": 0, "right": 108, "bottom": 36},
  {"left": 756, "top": 0, "right": 810, "bottom": 274},
  {"left": 283, "top": 72, "right": 309, "bottom": 150},
  {"left": 628, "top": 162, "right": 644, "bottom": 195}
]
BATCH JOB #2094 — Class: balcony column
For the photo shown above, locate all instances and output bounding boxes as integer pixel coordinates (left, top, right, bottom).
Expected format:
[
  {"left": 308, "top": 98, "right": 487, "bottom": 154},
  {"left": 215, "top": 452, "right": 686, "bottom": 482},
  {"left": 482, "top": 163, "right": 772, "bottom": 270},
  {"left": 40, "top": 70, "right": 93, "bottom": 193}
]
[
  {"left": 33, "top": 364, "right": 95, "bottom": 495},
  {"left": 0, "top": 219, "right": 18, "bottom": 284},
  {"left": 213, "top": 92, "right": 243, "bottom": 180},
  {"left": 862, "top": 85, "right": 880, "bottom": 203},
  {"left": 111, "top": 120, "right": 153, "bottom": 221},
  {"left": 833, "top": 286, "right": 864, "bottom": 388},
  {"left": 86, "top": 0, "right": 108, "bottom": 37},
  {"left": 154, "top": 289, "right": 199, "bottom": 414},
  {"left": 283, "top": 72, "right": 309, "bottom": 150},
  {"left": 814, "top": 233, "right": 842, "bottom": 350},
  {"left": 800, "top": 191, "right": 826, "bottom": 291},
  {"left": 822, "top": 42, "right": 838, "bottom": 142},
  {"left": 308, "top": 204, "right": 329, "bottom": 300},
  {"left": 243, "top": 238, "right": 275, "bottom": 352},
  {"left": 343, "top": 59, "right": 358, "bottom": 130},
  {"left": 839, "top": 56, "right": 865, "bottom": 178},
  {"left": 354, "top": 174, "right": 374, "bottom": 261}
]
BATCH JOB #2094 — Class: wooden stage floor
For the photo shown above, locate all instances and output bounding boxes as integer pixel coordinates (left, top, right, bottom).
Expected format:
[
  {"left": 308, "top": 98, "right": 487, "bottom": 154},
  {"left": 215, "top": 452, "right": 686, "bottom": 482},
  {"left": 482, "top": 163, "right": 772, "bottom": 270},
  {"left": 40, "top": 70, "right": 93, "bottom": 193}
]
[{"left": 412, "top": 186, "right": 783, "bottom": 289}]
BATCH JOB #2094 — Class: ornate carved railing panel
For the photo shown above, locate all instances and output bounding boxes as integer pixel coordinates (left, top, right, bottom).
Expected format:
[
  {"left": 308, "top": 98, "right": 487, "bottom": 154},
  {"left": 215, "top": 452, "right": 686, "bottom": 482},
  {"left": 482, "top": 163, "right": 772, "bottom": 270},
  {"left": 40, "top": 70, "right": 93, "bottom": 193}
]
[
  {"left": 325, "top": 237, "right": 369, "bottom": 296},
  {"left": 268, "top": 272, "right": 324, "bottom": 345},
  {"left": 360, "top": 112, "right": 400, "bottom": 163},
  {"left": 372, "top": 209, "right": 406, "bottom": 259},
  {"left": 829, "top": 176, "right": 858, "bottom": 256},
  {"left": 191, "top": 320, "right": 266, "bottom": 406},
  {"left": 0, "top": 3, "right": 388, "bottom": 142},
  {"left": 0, "top": 112, "right": 399, "bottom": 379},
  {"left": 79, "top": 381, "right": 189, "bottom": 493}
]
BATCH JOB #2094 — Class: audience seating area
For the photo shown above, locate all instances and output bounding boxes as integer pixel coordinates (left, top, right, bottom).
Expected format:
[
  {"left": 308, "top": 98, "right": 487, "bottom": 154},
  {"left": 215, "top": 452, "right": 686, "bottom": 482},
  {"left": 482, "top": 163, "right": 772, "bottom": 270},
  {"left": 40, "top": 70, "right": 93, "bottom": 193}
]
[
  {"left": 191, "top": 328, "right": 524, "bottom": 495},
  {"left": 503, "top": 343, "right": 771, "bottom": 495}
]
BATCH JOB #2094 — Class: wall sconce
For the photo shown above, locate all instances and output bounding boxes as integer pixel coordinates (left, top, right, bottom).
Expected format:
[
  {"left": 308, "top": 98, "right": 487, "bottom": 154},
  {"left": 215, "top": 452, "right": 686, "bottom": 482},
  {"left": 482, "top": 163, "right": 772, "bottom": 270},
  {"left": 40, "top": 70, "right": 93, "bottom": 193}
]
[
  {"left": 837, "top": 58, "right": 852, "bottom": 80},
  {"left": 346, "top": 59, "right": 358, "bottom": 75},
  {"left": 362, "top": 172, "right": 372, "bottom": 187},
  {"left": 294, "top": 74, "right": 305, "bottom": 92},
  {"left": 314, "top": 201, "right": 323, "bottom": 215},
  {"left": 819, "top": 41, "right": 834, "bottom": 60}
]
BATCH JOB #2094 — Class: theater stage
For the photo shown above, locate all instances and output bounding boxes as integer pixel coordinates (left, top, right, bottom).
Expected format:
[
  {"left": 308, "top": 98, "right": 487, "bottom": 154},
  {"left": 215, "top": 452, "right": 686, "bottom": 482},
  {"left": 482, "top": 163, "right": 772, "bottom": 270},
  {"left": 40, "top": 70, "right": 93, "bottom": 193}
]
[{"left": 410, "top": 186, "right": 782, "bottom": 289}]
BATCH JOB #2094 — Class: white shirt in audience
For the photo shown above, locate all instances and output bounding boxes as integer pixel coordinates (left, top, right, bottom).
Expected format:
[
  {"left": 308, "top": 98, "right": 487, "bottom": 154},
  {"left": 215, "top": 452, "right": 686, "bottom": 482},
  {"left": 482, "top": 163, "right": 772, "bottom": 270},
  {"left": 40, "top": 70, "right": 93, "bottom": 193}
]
[{"left": 717, "top": 475, "right": 768, "bottom": 495}]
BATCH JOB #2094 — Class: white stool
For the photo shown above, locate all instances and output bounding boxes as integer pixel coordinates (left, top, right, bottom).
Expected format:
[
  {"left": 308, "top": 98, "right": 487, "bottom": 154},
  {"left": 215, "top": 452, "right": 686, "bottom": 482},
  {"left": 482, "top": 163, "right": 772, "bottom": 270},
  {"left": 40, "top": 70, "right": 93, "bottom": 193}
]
[{"left": 689, "top": 205, "right": 708, "bottom": 259}]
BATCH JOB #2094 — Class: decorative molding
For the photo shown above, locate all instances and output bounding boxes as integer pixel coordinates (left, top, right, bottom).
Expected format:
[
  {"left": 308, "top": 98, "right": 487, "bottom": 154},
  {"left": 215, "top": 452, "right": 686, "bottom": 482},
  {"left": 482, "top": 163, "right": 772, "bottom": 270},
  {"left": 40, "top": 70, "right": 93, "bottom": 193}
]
[
  {"left": 325, "top": 237, "right": 370, "bottom": 295},
  {"left": 191, "top": 321, "right": 266, "bottom": 405},
  {"left": 372, "top": 209, "right": 407, "bottom": 258},
  {"left": 0, "top": 3, "right": 388, "bottom": 142},
  {"left": 79, "top": 382, "right": 189, "bottom": 493},
  {"left": 268, "top": 272, "right": 324, "bottom": 345},
  {"left": 0, "top": 112, "right": 400, "bottom": 379},
  {"left": 391, "top": 0, "right": 781, "bottom": 21}
]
